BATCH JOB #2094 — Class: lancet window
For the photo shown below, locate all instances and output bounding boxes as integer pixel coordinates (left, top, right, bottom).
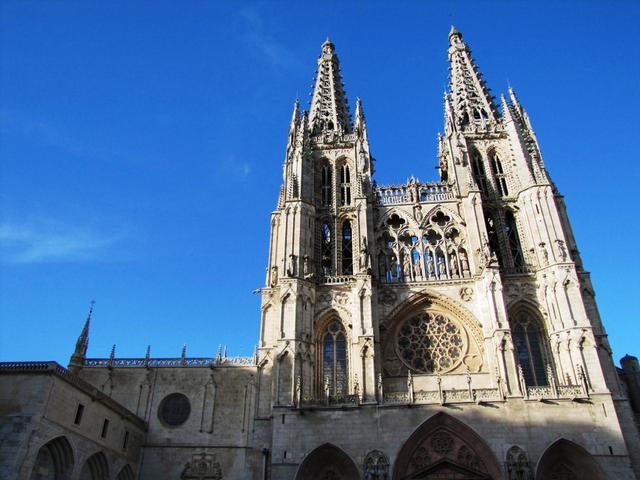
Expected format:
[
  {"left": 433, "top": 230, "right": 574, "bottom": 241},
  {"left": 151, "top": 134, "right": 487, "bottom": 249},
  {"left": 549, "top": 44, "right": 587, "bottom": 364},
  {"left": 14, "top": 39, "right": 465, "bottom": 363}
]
[
  {"left": 511, "top": 312, "right": 548, "bottom": 386},
  {"left": 321, "top": 222, "right": 333, "bottom": 276},
  {"left": 340, "top": 164, "right": 351, "bottom": 206},
  {"left": 484, "top": 212, "right": 501, "bottom": 264},
  {"left": 321, "top": 164, "right": 332, "bottom": 207},
  {"left": 471, "top": 150, "right": 489, "bottom": 194},
  {"left": 489, "top": 151, "right": 509, "bottom": 196},
  {"left": 505, "top": 210, "right": 524, "bottom": 268},
  {"left": 320, "top": 320, "right": 348, "bottom": 396},
  {"left": 342, "top": 221, "right": 353, "bottom": 275}
]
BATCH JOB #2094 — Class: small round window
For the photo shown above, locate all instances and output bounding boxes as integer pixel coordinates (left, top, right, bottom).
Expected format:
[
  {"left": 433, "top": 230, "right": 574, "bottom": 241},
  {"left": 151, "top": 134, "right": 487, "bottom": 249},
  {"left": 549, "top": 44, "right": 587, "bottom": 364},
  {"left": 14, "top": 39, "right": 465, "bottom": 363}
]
[{"left": 158, "top": 393, "right": 191, "bottom": 427}]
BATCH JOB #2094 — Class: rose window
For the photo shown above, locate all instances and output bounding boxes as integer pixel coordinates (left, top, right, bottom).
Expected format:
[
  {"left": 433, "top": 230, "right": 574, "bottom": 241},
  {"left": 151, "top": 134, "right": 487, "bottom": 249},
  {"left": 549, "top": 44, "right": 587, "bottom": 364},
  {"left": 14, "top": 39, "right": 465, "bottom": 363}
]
[{"left": 396, "top": 312, "right": 466, "bottom": 373}]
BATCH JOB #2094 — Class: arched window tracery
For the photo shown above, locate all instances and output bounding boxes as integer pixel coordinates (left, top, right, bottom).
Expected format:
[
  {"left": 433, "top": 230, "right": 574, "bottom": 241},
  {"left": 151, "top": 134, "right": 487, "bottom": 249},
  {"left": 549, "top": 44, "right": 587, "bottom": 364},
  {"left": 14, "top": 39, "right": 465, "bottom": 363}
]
[
  {"left": 505, "top": 210, "right": 524, "bottom": 268},
  {"left": 377, "top": 210, "right": 470, "bottom": 283},
  {"left": 320, "top": 320, "right": 349, "bottom": 396},
  {"left": 321, "top": 222, "right": 333, "bottom": 276},
  {"left": 489, "top": 150, "right": 509, "bottom": 196},
  {"left": 340, "top": 164, "right": 351, "bottom": 206},
  {"left": 341, "top": 221, "right": 353, "bottom": 275},
  {"left": 320, "top": 163, "right": 332, "bottom": 207},
  {"left": 511, "top": 310, "right": 548, "bottom": 386},
  {"left": 471, "top": 150, "right": 489, "bottom": 194}
]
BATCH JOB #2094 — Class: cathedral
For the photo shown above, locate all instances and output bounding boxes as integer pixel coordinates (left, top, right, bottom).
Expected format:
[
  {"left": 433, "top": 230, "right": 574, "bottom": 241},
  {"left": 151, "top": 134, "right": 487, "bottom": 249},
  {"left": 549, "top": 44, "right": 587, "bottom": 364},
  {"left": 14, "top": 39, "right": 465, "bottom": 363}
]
[{"left": 2, "top": 28, "right": 640, "bottom": 480}]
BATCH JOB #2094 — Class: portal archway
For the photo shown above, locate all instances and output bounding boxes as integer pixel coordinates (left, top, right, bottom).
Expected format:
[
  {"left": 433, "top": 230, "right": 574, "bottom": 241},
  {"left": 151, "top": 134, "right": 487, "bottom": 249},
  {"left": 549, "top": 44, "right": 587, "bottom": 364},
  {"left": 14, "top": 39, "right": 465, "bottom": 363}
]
[
  {"left": 79, "top": 451, "right": 109, "bottom": 480},
  {"left": 393, "top": 412, "right": 502, "bottom": 479},
  {"left": 295, "top": 443, "right": 359, "bottom": 480},
  {"left": 535, "top": 439, "right": 605, "bottom": 480},
  {"left": 29, "top": 436, "right": 74, "bottom": 480}
]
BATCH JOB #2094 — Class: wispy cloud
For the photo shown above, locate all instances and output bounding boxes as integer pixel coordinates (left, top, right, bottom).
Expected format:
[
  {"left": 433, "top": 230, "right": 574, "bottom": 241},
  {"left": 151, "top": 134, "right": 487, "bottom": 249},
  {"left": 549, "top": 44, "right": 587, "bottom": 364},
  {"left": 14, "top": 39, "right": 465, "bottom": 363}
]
[
  {"left": 0, "top": 220, "right": 124, "bottom": 264},
  {"left": 0, "top": 109, "right": 136, "bottom": 164},
  {"left": 237, "top": 6, "right": 301, "bottom": 70}
]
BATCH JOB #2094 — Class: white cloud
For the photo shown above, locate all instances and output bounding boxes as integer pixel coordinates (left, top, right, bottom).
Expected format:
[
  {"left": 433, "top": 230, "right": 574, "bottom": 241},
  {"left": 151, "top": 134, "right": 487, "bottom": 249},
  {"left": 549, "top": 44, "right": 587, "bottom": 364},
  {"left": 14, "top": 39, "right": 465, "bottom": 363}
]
[{"left": 0, "top": 220, "right": 123, "bottom": 263}]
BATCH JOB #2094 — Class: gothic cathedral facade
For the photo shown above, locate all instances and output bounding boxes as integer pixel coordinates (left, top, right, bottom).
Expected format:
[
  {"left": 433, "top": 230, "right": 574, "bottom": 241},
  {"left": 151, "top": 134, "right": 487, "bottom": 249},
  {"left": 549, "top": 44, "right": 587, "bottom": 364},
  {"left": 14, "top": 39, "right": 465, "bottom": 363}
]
[{"left": 2, "top": 29, "right": 639, "bottom": 480}]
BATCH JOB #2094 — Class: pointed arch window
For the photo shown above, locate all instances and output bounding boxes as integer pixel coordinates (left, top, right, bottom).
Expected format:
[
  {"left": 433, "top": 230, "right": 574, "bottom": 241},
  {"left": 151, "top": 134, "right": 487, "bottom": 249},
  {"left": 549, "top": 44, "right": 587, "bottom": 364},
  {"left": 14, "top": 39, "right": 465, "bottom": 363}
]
[
  {"left": 489, "top": 151, "right": 509, "bottom": 196},
  {"left": 341, "top": 221, "right": 353, "bottom": 275},
  {"left": 321, "top": 164, "right": 332, "bottom": 206},
  {"left": 471, "top": 151, "right": 489, "bottom": 194},
  {"left": 505, "top": 210, "right": 524, "bottom": 268},
  {"left": 340, "top": 164, "right": 351, "bottom": 205},
  {"left": 512, "top": 312, "right": 548, "bottom": 386},
  {"left": 321, "top": 222, "right": 333, "bottom": 276},
  {"left": 321, "top": 320, "right": 348, "bottom": 396},
  {"left": 484, "top": 212, "right": 501, "bottom": 264}
]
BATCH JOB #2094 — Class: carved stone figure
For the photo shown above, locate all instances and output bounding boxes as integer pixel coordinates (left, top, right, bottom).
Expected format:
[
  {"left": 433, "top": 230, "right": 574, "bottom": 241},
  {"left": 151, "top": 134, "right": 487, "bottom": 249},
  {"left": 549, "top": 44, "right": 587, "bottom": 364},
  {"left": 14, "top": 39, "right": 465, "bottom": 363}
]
[
  {"left": 460, "top": 250, "right": 470, "bottom": 275},
  {"left": 427, "top": 254, "right": 435, "bottom": 276},
  {"left": 270, "top": 266, "right": 278, "bottom": 287},
  {"left": 449, "top": 253, "right": 459, "bottom": 276},
  {"left": 286, "top": 254, "right": 297, "bottom": 277},
  {"left": 359, "top": 236, "right": 371, "bottom": 273},
  {"left": 437, "top": 257, "right": 446, "bottom": 276}
]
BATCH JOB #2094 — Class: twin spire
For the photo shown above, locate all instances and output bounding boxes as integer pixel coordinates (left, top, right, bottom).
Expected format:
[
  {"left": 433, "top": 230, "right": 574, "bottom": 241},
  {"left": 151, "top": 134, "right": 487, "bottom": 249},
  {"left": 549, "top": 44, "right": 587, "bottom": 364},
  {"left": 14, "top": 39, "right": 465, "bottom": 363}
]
[{"left": 304, "top": 29, "right": 499, "bottom": 138}]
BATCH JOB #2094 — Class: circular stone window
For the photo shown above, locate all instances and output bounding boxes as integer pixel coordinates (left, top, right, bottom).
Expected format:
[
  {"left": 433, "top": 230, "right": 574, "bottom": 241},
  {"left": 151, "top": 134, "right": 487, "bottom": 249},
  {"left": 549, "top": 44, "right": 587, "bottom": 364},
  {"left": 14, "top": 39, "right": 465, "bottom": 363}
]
[
  {"left": 158, "top": 393, "right": 191, "bottom": 427},
  {"left": 396, "top": 312, "right": 466, "bottom": 374}
]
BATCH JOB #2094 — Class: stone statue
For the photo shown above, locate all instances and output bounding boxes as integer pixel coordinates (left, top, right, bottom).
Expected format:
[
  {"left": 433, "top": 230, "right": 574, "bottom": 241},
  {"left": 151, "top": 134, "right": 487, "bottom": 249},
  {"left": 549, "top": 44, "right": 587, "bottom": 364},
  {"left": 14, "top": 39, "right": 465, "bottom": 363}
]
[
  {"left": 460, "top": 250, "right": 470, "bottom": 275},
  {"left": 402, "top": 253, "right": 411, "bottom": 279},
  {"left": 438, "top": 257, "right": 446, "bottom": 276},
  {"left": 450, "top": 253, "right": 459, "bottom": 276},
  {"left": 270, "top": 266, "right": 278, "bottom": 287},
  {"left": 427, "top": 254, "right": 435, "bottom": 276},
  {"left": 286, "top": 254, "right": 296, "bottom": 277},
  {"left": 359, "top": 236, "right": 371, "bottom": 273}
]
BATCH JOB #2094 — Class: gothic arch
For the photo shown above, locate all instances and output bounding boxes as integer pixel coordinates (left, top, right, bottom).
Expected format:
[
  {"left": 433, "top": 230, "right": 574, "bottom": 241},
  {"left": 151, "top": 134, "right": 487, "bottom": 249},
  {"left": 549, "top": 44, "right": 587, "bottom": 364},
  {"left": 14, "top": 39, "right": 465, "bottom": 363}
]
[
  {"left": 115, "top": 464, "right": 134, "bottom": 480},
  {"left": 78, "top": 451, "right": 109, "bottom": 480},
  {"left": 29, "top": 435, "right": 74, "bottom": 480},
  {"left": 295, "top": 443, "right": 360, "bottom": 480},
  {"left": 392, "top": 412, "right": 503, "bottom": 480},
  {"left": 386, "top": 290, "right": 484, "bottom": 348},
  {"left": 507, "top": 300, "right": 553, "bottom": 387},
  {"left": 535, "top": 439, "right": 605, "bottom": 480},
  {"left": 419, "top": 204, "right": 465, "bottom": 230},
  {"left": 377, "top": 209, "right": 419, "bottom": 231},
  {"left": 381, "top": 290, "right": 485, "bottom": 376}
]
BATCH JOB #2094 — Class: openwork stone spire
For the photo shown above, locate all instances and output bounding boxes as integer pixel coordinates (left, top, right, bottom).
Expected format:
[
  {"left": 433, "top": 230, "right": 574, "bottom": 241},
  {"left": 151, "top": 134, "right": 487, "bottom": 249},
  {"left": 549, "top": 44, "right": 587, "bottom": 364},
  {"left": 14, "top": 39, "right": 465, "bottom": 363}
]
[
  {"left": 448, "top": 26, "right": 498, "bottom": 126},
  {"left": 69, "top": 301, "right": 93, "bottom": 371},
  {"left": 309, "top": 38, "right": 352, "bottom": 136}
]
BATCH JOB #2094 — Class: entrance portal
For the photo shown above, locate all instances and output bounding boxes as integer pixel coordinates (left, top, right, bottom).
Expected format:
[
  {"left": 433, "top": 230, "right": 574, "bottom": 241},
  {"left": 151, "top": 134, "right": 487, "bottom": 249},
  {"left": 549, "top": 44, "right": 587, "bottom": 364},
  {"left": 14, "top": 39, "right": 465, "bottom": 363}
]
[{"left": 393, "top": 413, "right": 502, "bottom": 480}]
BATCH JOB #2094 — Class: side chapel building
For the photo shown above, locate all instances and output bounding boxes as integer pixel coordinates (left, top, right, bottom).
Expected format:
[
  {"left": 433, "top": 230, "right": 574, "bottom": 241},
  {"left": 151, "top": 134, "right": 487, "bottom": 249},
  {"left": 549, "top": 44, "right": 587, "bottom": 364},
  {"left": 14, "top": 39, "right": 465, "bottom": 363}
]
[{"left": 2, "top": 28, "right": 640, "bottom": 480}]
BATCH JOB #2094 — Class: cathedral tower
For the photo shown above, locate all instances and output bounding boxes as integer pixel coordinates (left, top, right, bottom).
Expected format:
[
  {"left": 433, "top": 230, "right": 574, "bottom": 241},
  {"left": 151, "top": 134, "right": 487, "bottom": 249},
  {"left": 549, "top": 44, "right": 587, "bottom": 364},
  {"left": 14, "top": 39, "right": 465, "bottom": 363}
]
[{"left": 259, "top": 39, "right": 378, "bottom": 411}]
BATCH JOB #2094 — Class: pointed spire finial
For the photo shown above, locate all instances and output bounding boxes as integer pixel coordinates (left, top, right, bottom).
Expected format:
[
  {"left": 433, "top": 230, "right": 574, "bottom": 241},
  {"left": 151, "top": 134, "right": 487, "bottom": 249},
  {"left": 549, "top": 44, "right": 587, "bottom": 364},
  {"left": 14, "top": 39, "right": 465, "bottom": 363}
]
[
  {"left": 69, "top": 301, "right": 94, "bottom": 371},
  {"left": 309, "top": 38, "right": 351, "bottom": 136},
  {"left": 108, "top": 344, "right": 116, "bottom": 368},
  {"left": 449, "top": 25, "right": 461, "bottom": 39}
]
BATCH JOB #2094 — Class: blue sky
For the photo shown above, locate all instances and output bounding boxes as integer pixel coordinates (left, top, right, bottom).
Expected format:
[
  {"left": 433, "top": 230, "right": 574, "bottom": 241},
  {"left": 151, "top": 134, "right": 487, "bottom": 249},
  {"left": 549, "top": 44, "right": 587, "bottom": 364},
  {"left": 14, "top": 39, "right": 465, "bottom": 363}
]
[{"left": 1, "top": 1, "right": 639, "bottom": 365}]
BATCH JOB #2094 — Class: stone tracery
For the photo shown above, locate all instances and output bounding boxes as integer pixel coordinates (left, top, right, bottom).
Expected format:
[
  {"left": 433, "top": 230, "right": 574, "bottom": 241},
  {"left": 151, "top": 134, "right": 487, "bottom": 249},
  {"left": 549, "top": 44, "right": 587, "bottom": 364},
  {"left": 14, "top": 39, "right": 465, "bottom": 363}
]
[{"left": 377, "top": 208, "right": 471, "bottom": 283}]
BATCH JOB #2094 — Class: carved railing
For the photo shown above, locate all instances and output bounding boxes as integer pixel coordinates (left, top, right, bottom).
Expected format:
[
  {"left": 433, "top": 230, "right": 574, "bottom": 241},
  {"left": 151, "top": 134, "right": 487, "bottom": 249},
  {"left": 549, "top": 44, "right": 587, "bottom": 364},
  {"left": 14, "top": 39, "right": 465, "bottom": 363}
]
[
  {"left": 299, "top": 394, "right": 359, "bottom": 407},
  {"left": 83, "top": 356, "right": 256, "bottom": 368},
  {"left": 383, "top": 391, "right": 410, "bottom": 404},
  {"left": 319, "top": 275, "right": 356, "bottom": 285},
  {"left": 557, "top": 385, "right": 584, "bottom": 397},
  {"left": 375, "top": 183, "right": 453, "bottom": 206},
  {"left": 526, "top": 386, "right": 554, "bottom": 399}
]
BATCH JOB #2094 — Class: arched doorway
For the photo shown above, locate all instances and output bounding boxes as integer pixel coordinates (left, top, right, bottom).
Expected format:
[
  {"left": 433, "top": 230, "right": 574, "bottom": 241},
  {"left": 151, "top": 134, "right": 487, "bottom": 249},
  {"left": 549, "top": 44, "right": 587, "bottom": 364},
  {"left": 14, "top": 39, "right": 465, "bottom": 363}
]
[
  {"left": 393, "top": 412, "right": 503, "bottom": 480},
  {"left": 295, "top": 443, "right": 359, "bottom": 480},
  {"left": 116, "top": 464, "right": 135, "bottom": 480},
  {"left": 79, "top": 451, "right": 109, "bottom": 480},
  {"left": 29, "top": 436, "right": 74, "bottom": 480},
  {"left": 535, "top": 439, "right": 606, "bottom": 480}
]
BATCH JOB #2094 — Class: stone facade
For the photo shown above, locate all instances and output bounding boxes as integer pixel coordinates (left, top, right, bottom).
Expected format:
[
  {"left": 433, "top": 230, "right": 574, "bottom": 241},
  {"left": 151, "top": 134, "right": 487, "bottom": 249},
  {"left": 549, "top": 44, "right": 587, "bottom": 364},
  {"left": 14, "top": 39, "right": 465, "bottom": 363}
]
[{"left": 1, "top": 29, "right": 640, "bottom": 480}]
